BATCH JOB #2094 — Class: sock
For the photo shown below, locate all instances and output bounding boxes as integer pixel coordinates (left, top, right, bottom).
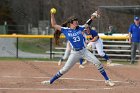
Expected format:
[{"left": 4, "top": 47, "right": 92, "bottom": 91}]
[
  {"left": 103, "top": 54, "right": 109, "bottom": 60},
  {"left": 98, "top": 67, "right": 109, "bottom": 80},
  {"left": 79, "top": 58, "right": 84, "bottom": 65},
  {"left": 50, "top": 71, "right": 63, "bottom": 84}
]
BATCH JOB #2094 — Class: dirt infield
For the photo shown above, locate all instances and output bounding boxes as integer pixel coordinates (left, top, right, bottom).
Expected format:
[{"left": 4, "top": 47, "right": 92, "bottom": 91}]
[{"left": 0, "top": 60, "right": 140, "bottom": 93}]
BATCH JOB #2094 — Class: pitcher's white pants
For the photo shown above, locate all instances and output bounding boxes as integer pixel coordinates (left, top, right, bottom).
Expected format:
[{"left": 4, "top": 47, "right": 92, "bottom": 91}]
[{"left": 59, "top": 48, "right": 102, "bottom": 74}]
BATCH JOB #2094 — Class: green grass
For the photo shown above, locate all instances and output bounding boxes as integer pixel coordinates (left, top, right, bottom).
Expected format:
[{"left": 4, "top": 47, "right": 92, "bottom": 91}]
[
  {"left": 0, "top": 57, "right": 48, "bottom": 61},
  {"left": 18, "top": 38, "right": 51, "bottom": 54},
  {"left": 0, "top": 57, "right": 58, "bottom": 61}
]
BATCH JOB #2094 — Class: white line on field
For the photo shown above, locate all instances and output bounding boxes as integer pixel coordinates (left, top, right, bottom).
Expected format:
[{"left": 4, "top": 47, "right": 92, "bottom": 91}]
[
  {"left": 0, "top": 87, "right": 113, "bottom": 91},
  {"left": 0, "top": 75, "right": 129, "bottom": 83}
]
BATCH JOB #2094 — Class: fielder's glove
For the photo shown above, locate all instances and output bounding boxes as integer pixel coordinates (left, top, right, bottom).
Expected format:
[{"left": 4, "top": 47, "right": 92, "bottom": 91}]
[
  {"left": 91, "top": 11, "right": 100, "bottom": 18},
  {"left": 86, "top": 44, "right": 93, "bottom": 51}
]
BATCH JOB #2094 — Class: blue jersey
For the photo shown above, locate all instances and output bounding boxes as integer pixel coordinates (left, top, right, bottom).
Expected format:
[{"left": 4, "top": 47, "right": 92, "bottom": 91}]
[
  {"left": 128, "top": 23, "right": 140, "bottom": 42},
  {"left": 85, "top": 29, "right": 98, "bottom": 40},
  {"left": 61, "top": 25, "right": 85, "bottom": 49}
]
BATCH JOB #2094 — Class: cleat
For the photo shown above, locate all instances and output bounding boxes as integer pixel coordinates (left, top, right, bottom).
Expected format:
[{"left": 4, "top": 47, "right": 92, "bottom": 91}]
[
  {"left": 41, "top": 80, "right": 50, "bottom": 85},
  {"left": 105, "top": 79, "right": 115, "bottom": 86},
  {"left": 79, "top": 65, "right": 85, "bottom": 68},
  {"left": 83, "top": 60, "right": 88, "bottom": 65},
  {"left": 58, "top": 59, "right": 63, "bottom": 66},
  {"left": 107, "top": 59, "right": 112, "bottom": 66}
]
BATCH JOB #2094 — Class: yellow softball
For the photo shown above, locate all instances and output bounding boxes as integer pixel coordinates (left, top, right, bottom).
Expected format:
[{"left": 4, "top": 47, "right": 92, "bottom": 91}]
[{"left": 50, "top": 8, "right": 56, "bottom": 14}]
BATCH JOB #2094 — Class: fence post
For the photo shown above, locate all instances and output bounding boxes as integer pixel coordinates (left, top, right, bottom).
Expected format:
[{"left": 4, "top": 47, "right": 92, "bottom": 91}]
[
  {"left": 4, "top": 21, "right": 7, "bottom": 34},
  {"left": 50, "top": 38, "right": 53, "bottom": 59},
  {"left": 16, "top": 37, "right": 19, "bottom": 58}
]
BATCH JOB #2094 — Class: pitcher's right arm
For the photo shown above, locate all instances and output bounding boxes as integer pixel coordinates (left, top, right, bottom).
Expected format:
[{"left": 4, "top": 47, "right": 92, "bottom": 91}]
[{"left": 51, "top": 13, "right": 61, "bottom": 31}]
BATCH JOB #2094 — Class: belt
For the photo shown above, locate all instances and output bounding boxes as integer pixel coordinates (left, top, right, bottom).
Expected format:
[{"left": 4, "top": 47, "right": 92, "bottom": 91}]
[{"left": 72, "top": 47, "right": 85, "bottom": 51}]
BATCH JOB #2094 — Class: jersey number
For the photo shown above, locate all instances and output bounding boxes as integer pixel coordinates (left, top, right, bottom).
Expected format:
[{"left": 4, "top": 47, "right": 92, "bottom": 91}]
[{"left": 73, "top": 36, "right": 80, "bottom": 42}]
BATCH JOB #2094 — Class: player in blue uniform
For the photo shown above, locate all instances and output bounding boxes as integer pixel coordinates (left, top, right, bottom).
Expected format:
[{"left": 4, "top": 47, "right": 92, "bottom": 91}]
[
  {"left": 54, "top": 22, "right": 85, "bottom": 68},
  {"left": 128, "top": 16, "right": 140, "bottom": 64},
  {"left": 41, "top": 11, "right": 115, "bottom": 86},
  {"left": 84, "top": 26, "right": 112, "bottom": 66}
]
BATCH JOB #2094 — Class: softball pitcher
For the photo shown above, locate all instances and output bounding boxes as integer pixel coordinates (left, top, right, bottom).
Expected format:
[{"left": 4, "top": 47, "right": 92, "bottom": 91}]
[
  {"left": 55, "top": 22, "right": 85, "bottom": 68},
  {"left": 41, "top": 10, "right": 115, "bottom": 86}
]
